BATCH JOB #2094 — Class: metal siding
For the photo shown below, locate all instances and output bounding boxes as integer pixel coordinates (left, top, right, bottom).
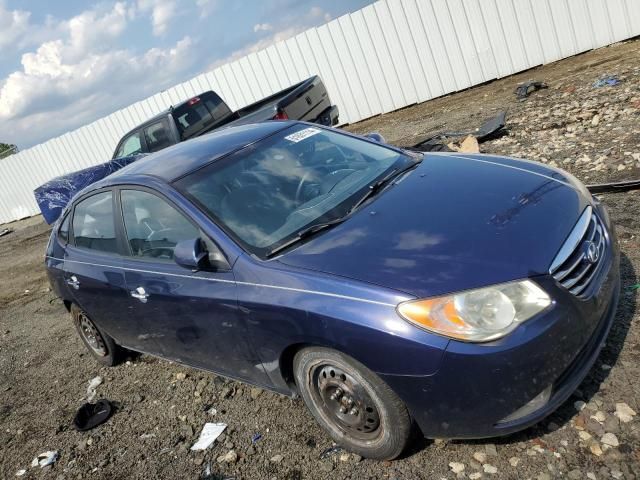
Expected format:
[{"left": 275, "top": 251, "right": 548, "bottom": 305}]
[{"left": 0, "top": 0, "right": 637, "bottom": 224}]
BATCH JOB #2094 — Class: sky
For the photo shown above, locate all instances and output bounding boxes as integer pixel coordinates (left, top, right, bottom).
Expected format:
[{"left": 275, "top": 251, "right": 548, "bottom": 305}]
[{"left": 0, "top": 0, "right": 374, "bottom": 149}]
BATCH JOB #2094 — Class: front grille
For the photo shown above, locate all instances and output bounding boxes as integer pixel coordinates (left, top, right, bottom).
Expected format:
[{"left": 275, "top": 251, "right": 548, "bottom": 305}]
[{"left": 550, "top": 206, "right": 607, "bottom": 299}]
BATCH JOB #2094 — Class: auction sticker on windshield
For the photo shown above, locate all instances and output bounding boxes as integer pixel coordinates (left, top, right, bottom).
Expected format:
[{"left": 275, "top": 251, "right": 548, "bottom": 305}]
[{"left": 285, "top": 127, "right": 320, "bottom": 143}]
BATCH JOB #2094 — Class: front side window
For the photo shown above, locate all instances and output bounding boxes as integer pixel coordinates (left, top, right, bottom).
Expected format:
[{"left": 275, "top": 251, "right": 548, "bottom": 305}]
[
  {"left": 116, "top": 132, "right": 143, "bottom": 158},
  {"left": 175, "top": 125, "right": 409, "bottom": 257},
  {"left": 72, "top": 192, "right": 118, "bottom": 254},
  {"left": 120, "top": 190, "right": 199, "bottom": 260}
]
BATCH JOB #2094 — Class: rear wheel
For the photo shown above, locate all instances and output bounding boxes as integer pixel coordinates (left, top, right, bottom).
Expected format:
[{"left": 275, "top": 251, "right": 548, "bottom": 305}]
[
  {"left": 294, "top": 347, "right": 412, "bottom": 460},
  {"left": 71, "top": 305, "right": 124, "bottom": 367}
]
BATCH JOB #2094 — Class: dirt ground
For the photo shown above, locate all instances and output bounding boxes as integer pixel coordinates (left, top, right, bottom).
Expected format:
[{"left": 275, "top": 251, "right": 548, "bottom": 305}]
[{"left": 1, "top": 40, "right": 640, "bottom": 480}]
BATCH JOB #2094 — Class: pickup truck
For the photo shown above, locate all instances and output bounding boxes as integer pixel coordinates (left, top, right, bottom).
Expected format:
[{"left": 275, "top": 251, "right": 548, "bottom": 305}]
[{"left": 112, "top": 75, "right": 339, "bottom": 158}]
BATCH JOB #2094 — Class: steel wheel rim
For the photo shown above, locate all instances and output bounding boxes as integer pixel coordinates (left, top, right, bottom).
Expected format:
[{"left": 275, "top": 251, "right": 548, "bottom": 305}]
[
  {"left": 78, "top": 312, "right": 107, "bottom": 356},
  {"left": 309, "top": 362, "right": 381, "bottom": 441}
]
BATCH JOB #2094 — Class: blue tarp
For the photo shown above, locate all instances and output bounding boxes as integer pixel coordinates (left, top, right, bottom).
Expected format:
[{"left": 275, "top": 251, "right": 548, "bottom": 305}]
[{"left": 34, "top": 155, "right": 144, "bottom": 224}]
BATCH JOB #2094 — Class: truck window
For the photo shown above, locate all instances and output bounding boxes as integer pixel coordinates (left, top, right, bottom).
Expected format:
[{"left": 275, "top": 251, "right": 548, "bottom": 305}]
[
  {"left": 116, "top": 132, "right": 143, "bottom": 158},
  {"left": 172, "top": 92, "right": 232, "bottom": 140},
  {"left": 144, "top": 121, "right": 172, "bottom": 153}
]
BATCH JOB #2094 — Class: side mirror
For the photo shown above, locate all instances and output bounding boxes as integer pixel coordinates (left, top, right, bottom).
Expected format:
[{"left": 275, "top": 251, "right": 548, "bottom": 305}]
[{"left": 174, "top": 238, "right": 229, "bottom": 272}]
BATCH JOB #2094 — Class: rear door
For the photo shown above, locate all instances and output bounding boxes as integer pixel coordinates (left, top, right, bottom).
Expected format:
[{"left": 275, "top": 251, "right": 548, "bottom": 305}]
[
  {"left": 117, "top": 187, "right": 270, "bottom": 384},
  {"left": 63, "top": 190, "right": 135, "bottom": 345}
]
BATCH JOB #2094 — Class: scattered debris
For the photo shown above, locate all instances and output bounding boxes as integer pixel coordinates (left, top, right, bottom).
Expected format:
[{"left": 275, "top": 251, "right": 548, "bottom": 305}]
[
  {"left": 15, "top": 469, "right": 26, "bottom": 477},
  {"left": 473, "top": 451, "right": 487, "bottom": 463},
  {"left": 0, "top": 228, "right": 13, "bottom": 238},
  {"left": 628, "top": 283, "right": 640, "bottom": 291},
  {"left": 86, "top": 376, "right": 102, "bottom": 402},
  {"left": 447, "top": 135, "right": 480, "bottom": 153},
  {"left": 574, "top": 400, "right": 586, "bottom": 411},
  {"left": 509, "top": 457, "right": 520, "bottom": 467},
  {"left": 73, "top": 399, "right": 113, "bottom": 431},
  {"left": 601, "top": 432, "right": 619, "bottom": 447},
  {"left": 319, "top": 445, "right": 343, "bottom": 459},
  {"left": 449, "top": 461, "right": 465, "bottom": 474},
  {"left": 175, "top": 372, "right": 187, "bottom": 381},
  {"left": 206, "top": 406, "right": 217, "bottom": 416},
  {"left": 251, "top": 433, "right": 262, "bottom": 444},
  {"left": 31, "top": 451, "right": 59, "bottom": 468},
  {"left": 270, "top": 454, "right": 284, "bottom": 463},
  {"left": 249, "top": 387, "right": 263, "bottom": 400},
  {"left": 191, "top": 423, "right": 227, "bottom": 451},
  {"left": 614, "top": 402, "right": 637, "bottom": 423},
  {"left": 216, "top": 449, "right": 238, "bottom": 464},
  {"left": 483, "top": 463, "right": 498, "bottom": 474},
  {"left": 515, "top": 80, "right": 548, "bottom": 99},
  {"left": 592, "top": 75, "right": 620, "bottom": 88}
]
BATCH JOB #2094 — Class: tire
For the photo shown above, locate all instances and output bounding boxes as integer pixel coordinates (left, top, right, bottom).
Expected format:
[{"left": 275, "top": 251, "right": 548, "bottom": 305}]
[
  {"left": 294, "top": 347, "right": 412, "bottom": 460},
  {"left": 71, "top": 304, "right": 124, "bottom": 367}
]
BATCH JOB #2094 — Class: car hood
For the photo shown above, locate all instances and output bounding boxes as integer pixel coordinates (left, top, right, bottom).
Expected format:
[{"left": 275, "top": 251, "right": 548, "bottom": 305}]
[{"left": 277, "top": 153, "right": 590, "bottom": 299}]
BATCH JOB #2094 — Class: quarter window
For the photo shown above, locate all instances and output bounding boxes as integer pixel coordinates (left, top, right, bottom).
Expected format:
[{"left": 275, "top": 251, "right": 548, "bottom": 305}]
[
  {"left": 120, "top": 190, "right": 199, "bottom": 260},
  {"left": 59, "top": 213, "right": 70, "bottom": 244},
  {"left": 72, "top": 192, "right": 118, "bottom": 254}
]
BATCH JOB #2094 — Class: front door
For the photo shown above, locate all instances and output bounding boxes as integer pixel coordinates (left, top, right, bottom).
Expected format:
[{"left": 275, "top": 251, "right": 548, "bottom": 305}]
[
  {"left": 118, "top": 188, "right": 269, "bottom": 385},
  {"left": 63, "top": 190, "right": 140, "bottom": 346}
]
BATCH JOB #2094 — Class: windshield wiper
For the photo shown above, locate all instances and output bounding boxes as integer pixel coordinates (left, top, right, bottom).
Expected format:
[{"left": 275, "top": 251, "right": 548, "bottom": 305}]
[
  {"left": 266, "top": 216, "right": 347, "bottom": 258},
  {"left": 348, "top": 161, "right": 419, "bottom": 214}
]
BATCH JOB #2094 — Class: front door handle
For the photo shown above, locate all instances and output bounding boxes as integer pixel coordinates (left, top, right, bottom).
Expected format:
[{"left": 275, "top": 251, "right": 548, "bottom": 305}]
[
  {"left": 66, "top": 275, "right": 80, "bottom": 290},
  {"left": 130, "top": 286, "right": 149, "bottom": 303}
]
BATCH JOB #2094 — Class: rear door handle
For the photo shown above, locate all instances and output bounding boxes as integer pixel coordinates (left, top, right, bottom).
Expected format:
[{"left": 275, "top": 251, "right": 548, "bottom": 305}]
[
  {"left": 66, "top": 275, "right": 80, "bottom": 290},
  {"left": 130, "top": 286, "right": 149, "bottom": 303}
]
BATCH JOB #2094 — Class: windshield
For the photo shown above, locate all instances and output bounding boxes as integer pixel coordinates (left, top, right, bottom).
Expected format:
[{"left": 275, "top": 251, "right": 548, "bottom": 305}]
[
  {"left": 174, "top": 125, "right": 410, "bottom": 257},
  {"left": 172, "top": 91, "right": 232, "bottom": 140}
]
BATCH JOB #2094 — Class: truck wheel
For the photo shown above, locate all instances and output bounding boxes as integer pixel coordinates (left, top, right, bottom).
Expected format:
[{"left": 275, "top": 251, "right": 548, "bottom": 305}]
[
  {"left": 71, "top": 304, "right": 124, "bottom": 367},
  {"left": 294, "top": 347, "right": 412, "bottom": 460}
]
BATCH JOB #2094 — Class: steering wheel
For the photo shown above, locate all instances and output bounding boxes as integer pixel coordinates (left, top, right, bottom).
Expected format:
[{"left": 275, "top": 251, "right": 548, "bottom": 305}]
[{"left": 295, "top": 171, "right": 314, "bottom": 203}]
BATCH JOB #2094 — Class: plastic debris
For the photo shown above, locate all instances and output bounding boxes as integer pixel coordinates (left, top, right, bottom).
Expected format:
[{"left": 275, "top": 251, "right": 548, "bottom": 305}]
[
  {"left": 593, "top": 75, "right": 620, "bottom": 88},
  {"left": 586, "top": 179, "right": 640, "bottom": 194},
  {"left": 251, "top": 433, "right": 262, "bottom": 444},
  {"left": 0, "top": 228, "right": 13, "bottom": 238},
  {"left": 31, "top": 451, "right": 59, "bottom": 468},
  {"left": 73, "top": 399, "right": 113, "bottom": 431},
  {"left": 191, "top": 423, "right": 227, "bottom": 451},
  {"left": 86, "top": 376, "right": 102, "bottom": 402},
  {"left": 320, "top": 445, "right": 343, "bottom": 459},
  {"left": 15, "top": 470, "right": 26, "bottom": 477},
  {"left": 515, "top": 80, "right": 548, "bottom": 99}
]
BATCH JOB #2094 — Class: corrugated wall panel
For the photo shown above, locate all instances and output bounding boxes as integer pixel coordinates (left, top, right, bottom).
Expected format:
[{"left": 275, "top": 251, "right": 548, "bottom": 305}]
[{"left": 1, "top": 0, "right": 638, "bottom": 224}]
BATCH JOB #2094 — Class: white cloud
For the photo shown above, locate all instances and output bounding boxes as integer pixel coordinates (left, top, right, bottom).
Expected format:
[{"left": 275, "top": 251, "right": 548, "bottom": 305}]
[
  {"left": 137, "top": 0, "right": 176, "bottom": 35},
  {"left": 253, "top": 22, "right": 273, "bottom": 33},
  {"left": 0, "top": 2, "right": 32, "bottom": 50},
  {"left": 196, "top": 0, "right": 218, "bottom": 19}
]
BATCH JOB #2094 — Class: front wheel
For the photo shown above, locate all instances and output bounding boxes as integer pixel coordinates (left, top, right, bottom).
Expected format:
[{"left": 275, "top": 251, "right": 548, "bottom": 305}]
[
  {"left": 71, "top": 305, "right": 124, "bottom": 367},
  {"left": 294, "top": 347, "right": 412, "bottom": 460}
]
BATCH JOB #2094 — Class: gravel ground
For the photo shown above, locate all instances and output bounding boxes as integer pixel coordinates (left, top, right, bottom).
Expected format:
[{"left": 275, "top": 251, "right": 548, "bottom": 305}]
[{"left": 1, "top": 40, "right": 640, "bottom": 480}]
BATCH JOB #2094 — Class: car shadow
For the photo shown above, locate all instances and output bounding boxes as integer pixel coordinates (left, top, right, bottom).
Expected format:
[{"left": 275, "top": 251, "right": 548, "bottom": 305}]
[{"left": 452, "top": 252, "right": 637, "bottom": 450}]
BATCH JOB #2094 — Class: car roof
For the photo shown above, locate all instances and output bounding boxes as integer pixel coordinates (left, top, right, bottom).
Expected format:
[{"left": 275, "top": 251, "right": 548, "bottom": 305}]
[{"left": 105, "top": 121, "right": 296, "bottom": 186}]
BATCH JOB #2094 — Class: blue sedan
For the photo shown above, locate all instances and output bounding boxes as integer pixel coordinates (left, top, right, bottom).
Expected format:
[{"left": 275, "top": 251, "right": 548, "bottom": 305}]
[{"left": 45, "top": 121, "right": 620, "bottom": 459}]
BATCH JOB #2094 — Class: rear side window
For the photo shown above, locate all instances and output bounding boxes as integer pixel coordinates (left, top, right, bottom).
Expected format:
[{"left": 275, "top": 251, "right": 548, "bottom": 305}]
[
  {"left": 120, "top": 190, "right": 198, "bottom": 260},
  {"left": 58, "top": 214, "right": 70, "bottom": 244},
  {"left": 72, "top": 192, "right": 118, "bottom": 254},
  {"left": 115, "top": 132, "right": 143, "bottom": 158},
  {"left": 172, "top": 92, "right": 231, "bottom": 140},
  {"left": 144, "top": 121, "right": 172, "bottom": 153}
]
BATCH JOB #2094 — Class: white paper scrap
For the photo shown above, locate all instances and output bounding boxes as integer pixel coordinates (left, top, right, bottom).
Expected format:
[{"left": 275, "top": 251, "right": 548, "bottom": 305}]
[{"left": 190, "top": 423, "right": 227, "bottom": 451}]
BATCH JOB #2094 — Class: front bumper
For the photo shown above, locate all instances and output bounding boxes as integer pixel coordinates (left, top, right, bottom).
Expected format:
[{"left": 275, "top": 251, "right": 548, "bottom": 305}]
[{"left": 380, "top": 222, "right": 620, "bottom": 439}]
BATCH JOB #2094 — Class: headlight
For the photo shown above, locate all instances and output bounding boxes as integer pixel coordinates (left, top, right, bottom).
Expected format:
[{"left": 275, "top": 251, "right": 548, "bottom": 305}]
[{"left": 396, "top": 280, "right": 551, "bottom": 342}]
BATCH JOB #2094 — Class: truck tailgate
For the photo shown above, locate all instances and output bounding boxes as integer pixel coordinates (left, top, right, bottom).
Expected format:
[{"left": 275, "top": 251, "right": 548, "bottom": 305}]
[{"left": 281, "top": 76, "right": 332, "bottom": 122}]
